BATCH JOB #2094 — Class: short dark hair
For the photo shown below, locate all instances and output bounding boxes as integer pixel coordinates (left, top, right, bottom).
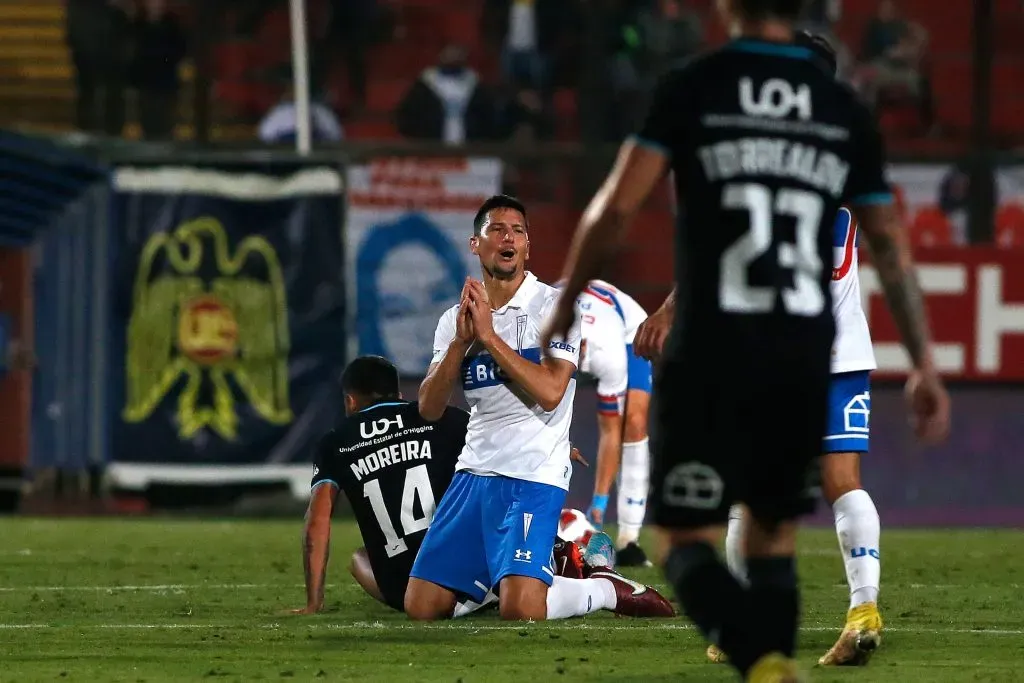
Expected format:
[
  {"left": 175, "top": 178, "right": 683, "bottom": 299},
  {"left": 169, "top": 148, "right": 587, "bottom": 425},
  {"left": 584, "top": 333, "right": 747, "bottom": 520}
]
[
  {"left": 341, "top": 355, "right": 400, "bottom": 399},
  {"left": 473, "top": 194, "right": 527, "bottom": 236},
  {"left": 733, "top": 0, "right": 807, "bottom": 21},
  {"left": 795, "top": 30, "right": 839, "bottom": 76}
]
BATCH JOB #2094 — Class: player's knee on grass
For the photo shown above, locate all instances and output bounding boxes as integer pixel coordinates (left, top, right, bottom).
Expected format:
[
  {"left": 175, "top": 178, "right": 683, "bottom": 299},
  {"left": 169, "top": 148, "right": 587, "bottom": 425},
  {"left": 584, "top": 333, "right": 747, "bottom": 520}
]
[
  {"left": 404, "top": 577, "right": 458, "bottom": 621},
  {"left": 623, "top": 390, "right": 649, "bottom": 443},
  {"left": 498, "top": 576, "right": 548, "bottom": 621},
  {"left": 821, "top": 452, "right": 862, "bottom": 505}
]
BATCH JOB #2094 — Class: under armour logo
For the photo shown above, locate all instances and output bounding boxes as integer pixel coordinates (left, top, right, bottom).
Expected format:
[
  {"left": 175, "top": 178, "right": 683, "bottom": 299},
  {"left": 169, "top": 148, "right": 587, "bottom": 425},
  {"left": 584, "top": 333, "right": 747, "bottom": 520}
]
[
  {"left": 663, "top": 463, "right": 724, "bottom": 510},
  {"left": 513, "top": 549, "right": 532, "bottom": 562},
  {"left": 626, "top": 497, "right": 645, "bottom": 506},
  {"left": 360, "top": 415, "right": 404, "bottom": 439}
]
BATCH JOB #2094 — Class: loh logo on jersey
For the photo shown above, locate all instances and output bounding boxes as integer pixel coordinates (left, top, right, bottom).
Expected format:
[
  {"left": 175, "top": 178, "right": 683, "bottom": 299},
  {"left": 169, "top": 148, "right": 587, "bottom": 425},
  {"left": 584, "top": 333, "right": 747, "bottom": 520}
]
[
  {"left": 739, "top": 78, "right": 812, "bottom": 121},
  {"left": 843, "top": 392, "right": 871, "bottom": 433},
  {"left": 359, "top": 414, "right": 405, "bottom": 439}
]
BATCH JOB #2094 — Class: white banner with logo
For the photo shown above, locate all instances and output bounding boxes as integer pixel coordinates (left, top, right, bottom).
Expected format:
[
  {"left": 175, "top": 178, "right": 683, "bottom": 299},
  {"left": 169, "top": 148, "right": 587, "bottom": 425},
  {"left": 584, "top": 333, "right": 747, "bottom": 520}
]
[{"left": 345, "top": 158, "right": 503, "bottom": 375}]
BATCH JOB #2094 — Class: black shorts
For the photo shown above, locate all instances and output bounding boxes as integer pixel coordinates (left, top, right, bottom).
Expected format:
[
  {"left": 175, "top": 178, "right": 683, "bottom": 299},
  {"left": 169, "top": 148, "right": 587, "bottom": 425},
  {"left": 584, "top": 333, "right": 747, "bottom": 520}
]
[{"left": 650, "top": 358, "right": 829, "bottom": 528}]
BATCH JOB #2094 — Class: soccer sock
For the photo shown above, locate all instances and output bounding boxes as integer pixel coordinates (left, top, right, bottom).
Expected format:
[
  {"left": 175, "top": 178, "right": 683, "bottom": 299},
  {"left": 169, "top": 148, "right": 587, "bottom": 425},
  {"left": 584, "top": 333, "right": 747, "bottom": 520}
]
[
  {"left": 833, "top": 489, "right": 881, "bottom": 609},
  {"left": 746, "top": 556, "right": 800, "bottom": 657},
  {"left": 724, "top": 504, "right": 748, "bottom": 584},
  {"left": 544, "top": 576, "right": 616, "bottom": 619},
  {"left": 615, "top": 438, "right": 650, "bottom": 547},
  {"left": 664, "top": 542, "right": 762, "bottom": 676}
]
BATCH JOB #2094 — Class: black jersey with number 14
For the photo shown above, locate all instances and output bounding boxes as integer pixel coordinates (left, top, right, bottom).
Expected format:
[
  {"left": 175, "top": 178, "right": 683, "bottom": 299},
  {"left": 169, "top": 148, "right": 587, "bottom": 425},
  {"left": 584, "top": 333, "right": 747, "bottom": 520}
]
[
  {"left": 637, "top": 38, "right": 892, "bottom": 376},
  {"left": 311, "top": 401, "right": 468, "bottom": 609}
]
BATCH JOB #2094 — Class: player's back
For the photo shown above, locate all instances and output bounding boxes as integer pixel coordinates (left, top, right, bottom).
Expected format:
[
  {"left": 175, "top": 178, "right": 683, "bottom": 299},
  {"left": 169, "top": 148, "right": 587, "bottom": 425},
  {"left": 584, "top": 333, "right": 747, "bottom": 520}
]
[
  {"left": 641, "top": 39, "right": 886, "bottom": 377},
  {"left": 313, "top": 401, "right": 468, "bottom": 608}
]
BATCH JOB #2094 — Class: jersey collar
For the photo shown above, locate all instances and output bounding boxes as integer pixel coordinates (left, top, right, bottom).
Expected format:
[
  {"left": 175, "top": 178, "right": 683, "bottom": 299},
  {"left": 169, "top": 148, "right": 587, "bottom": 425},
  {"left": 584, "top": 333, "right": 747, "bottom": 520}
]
[
  {"left": 494, "top": 271, "right": 538, "bottom": 313},
  {"left": 357, "top": 400, "right": 408, "bottom": 413}
]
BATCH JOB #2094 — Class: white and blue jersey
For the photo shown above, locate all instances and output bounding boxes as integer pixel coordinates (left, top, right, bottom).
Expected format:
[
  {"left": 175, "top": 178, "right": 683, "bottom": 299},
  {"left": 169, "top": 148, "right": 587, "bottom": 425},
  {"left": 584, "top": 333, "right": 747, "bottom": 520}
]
[
  {"left": 825, "top": 208, "right": 876, "bottom": 453},
  {"left": 572, "top": 280, "right": 653, "bottom": 416},
  {"left": 411, "top": 272, "right": 582, "bottom": 600}
]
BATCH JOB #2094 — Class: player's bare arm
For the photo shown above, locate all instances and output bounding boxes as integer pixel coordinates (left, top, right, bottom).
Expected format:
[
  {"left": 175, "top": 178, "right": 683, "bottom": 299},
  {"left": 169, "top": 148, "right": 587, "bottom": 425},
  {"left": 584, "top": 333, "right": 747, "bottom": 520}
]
[
  {"left": 544, "top": 141, "right": 669, "bottom": 346},
  {"left": 466, "top": 280, "right": 575, "bottom": 411},
  {"left": 419, "top": 299, "right": 474, "bottom": 421},
  {"left": 293, "top": 482, "right": 337, "bottom": 614},
  {"left": 633, "top": 287, "right": 676, "bottom": 361},
  {"left": 855, "top": 202, "right": 950, "bottom": 443}
]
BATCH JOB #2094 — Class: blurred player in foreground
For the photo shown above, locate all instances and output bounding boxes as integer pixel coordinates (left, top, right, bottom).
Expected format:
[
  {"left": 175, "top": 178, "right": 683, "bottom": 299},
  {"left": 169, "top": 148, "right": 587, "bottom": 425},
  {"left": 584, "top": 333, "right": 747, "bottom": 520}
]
[
  {"left": 293, "top": 354, "right": 594, "bottom": 614},
  {"left": 546, "top": 0, "right": 949, "bottom": 679},
  {"left": 569, "top": 279, "right": 654, "bottom": 566},
  {"left": 406, "top": 194, "right": 674, "bottom": 621},
  {"left": 709, "top": 32, "right": 888, "bottom": 668}
]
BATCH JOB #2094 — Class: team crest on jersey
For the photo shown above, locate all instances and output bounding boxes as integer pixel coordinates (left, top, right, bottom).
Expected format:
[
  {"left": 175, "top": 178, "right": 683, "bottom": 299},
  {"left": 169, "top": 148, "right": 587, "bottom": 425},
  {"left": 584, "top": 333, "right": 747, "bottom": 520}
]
[{"left": 122, "top": 218, "right": 293, "bottom": 440}]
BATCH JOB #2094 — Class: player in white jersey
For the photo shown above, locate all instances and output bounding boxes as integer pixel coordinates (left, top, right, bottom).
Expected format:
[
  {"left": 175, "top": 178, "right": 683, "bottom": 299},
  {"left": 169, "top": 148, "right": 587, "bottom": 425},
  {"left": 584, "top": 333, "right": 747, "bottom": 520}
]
[
  {"left": 406, "top": 195, "right": 674, "bottom": 621},
  {"left": 713, "top": 33, "right": 885, "bottom": 668},
  {"left": 571, "top": 280, "right": 654, "bottom": 566}
]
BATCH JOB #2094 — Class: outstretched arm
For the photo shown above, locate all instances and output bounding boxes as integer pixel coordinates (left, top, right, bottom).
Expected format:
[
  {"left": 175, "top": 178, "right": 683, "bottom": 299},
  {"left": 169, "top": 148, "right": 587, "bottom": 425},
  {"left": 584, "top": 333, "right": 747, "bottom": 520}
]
[{"left": 293, "top": 482, "right": 337, "bottom": 614}]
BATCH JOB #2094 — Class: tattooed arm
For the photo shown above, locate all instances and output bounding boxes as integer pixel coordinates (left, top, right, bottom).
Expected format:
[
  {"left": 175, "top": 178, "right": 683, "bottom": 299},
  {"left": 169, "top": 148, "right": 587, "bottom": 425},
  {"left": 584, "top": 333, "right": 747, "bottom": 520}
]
[
  {"left": 294, "top": 482, "right": 337, "bottom": 614},
  {"left": 854, "top": 203, "right": 933, "bottom": 369}
]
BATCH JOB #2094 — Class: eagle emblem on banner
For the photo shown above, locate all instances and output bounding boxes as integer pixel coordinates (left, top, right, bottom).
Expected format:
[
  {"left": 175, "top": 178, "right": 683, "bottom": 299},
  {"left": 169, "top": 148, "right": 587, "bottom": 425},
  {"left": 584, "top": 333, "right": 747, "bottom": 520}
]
[{"left": 122, "top": 217, "right": 293, "bottom": 440}]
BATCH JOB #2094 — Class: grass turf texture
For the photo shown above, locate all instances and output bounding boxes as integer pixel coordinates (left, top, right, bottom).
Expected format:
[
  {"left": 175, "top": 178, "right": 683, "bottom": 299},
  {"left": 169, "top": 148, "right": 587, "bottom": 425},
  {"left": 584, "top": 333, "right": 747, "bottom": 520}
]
[{"left": 0, "top": 519, "right": 1021, "bottom": 682}]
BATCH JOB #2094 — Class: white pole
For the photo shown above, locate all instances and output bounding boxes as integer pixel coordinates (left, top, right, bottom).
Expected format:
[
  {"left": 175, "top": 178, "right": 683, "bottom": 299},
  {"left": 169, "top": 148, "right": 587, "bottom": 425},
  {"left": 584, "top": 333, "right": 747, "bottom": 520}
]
[{"left": 288, "top": 0, "right": 312, "bottom": 155}]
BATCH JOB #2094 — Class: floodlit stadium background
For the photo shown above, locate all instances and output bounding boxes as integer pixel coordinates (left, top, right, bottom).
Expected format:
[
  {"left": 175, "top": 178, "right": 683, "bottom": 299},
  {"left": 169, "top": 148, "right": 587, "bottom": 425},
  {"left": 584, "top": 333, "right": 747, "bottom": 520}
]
[{"left": 1, "top": 0, "right": 1021, "bottom": 525}]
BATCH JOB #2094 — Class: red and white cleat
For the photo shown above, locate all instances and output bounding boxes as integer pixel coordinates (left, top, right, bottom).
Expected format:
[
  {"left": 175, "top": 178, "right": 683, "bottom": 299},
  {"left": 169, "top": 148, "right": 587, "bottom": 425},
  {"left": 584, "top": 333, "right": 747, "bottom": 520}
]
[{"left": 582, "top": 532, "right": 675, "bottom": 618}]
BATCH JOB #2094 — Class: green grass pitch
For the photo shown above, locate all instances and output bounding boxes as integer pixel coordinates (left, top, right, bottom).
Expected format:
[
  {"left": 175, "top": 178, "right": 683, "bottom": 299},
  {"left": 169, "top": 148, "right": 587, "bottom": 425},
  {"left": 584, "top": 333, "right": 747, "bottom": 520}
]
[{"left": 0, "top": 519, "right": 1021, "bottom": 682}]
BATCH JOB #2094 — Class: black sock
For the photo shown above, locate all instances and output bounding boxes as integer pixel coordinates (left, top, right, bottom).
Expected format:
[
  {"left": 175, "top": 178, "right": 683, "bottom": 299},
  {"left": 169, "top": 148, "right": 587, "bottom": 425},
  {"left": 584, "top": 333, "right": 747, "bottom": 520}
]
[
  {"left": 664, "top": 542, "right": 761, "bottom": 676},
  {"left": 746, "top": 556, "right": 800, "bottom": 657}
]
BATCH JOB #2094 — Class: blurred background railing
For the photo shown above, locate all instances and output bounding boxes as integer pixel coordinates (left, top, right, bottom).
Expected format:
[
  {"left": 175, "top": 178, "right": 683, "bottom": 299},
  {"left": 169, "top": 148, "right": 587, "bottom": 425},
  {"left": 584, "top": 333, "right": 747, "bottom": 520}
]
[{"left": 0, "top": 0, "right": 1022, "bottom": 521}]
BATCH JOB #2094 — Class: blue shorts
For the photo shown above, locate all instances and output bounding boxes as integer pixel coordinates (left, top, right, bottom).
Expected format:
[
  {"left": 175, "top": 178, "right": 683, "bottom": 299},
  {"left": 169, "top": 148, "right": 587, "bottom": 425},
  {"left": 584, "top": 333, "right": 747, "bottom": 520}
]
[
  {"left": 409, "top": 472, "right": 566, "bottom": 603},
  {"left": 625, "top": 344, "right": 653, "bottom": 393},
  {"left": 823, "top": 371, "right": 871, "bottom": 453}
]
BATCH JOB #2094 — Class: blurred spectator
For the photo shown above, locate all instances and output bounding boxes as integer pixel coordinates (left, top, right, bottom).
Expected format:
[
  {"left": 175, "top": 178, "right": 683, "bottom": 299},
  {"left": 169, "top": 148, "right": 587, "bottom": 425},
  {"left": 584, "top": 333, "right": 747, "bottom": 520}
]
[
  {"left": 131, "top": 0, "right": 187, "bottom": 141},
  {"left": 395, "top": 45, "right": 496, "bottom": 145},
  {"left": 497, "top": 78, "right": 554, "bottom": 143},
  {"left": 799, "top": 0, "right": 841, "bottom": 34},
  {"left": 639, "top": 0, "right": 703, "bottom": 77},
  {"left": 482, "top": 0, "right": 566, "bottom": 94},
  {"left": 313, "top": 0, "right": 379, "bottom": 112},
  {"left": 855, "top": 0, "right": 937, "bottom": 134},
  {"left": 66, "top": 0, "right": 134, "bottom": 136},
  {"left": 258, "top": 84, "right": 344, "bottom": 144},
  {"left": 606, "top": 0, "right": 648, "bottom": 141}
]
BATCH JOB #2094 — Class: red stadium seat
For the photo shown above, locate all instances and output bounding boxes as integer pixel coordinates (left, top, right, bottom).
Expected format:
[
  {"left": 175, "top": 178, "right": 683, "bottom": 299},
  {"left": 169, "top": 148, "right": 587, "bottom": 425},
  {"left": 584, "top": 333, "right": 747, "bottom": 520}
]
[
  {"left": 995, "top": 204, "right": 1024, "bottom": 248},
  {"left": 909, "top": 207, "right": 954, "bottom": 246}
]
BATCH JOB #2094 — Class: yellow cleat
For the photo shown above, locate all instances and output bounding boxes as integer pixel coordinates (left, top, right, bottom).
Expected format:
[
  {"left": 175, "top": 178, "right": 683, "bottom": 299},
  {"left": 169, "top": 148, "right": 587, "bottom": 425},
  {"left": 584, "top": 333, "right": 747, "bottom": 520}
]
[
  {"left": 706, "top": 644, "right": 728, "bottom": 663},
  {"left": 747, "top": 652, "right": 805, "bottom": 683},
  {"left": 818, "top": 602, "right": 884, "bottom": 666}
]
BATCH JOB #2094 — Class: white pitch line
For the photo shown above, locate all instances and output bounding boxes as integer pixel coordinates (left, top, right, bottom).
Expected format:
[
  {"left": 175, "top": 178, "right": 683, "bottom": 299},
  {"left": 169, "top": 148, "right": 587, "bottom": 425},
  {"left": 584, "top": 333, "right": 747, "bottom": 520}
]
[{"left": 0, "top": 622, "right": 1020, "bottom": 636}]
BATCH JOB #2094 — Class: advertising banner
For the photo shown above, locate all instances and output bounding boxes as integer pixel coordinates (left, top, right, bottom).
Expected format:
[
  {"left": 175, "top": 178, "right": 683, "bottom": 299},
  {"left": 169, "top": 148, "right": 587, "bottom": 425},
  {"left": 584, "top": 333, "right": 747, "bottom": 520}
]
[
  {"left": 107, "top": 167, "right": 345, "bottom": 496},
  {"left": 345, "top": 158, "right": 502, "bottom": 376}
]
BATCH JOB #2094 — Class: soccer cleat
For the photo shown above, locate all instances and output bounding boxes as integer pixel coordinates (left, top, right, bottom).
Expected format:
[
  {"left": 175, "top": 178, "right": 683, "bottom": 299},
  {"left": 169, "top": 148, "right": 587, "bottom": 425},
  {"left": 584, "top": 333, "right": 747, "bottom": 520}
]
[
  {"left": 818, "top": 602, "right": 883, "bottom": 666},
  {"left": 706, "top": 644, "right": 728, "bottom": 663},
  {"left": 552, "top": 540, "right": 585, "bottom": 579},
  {"left": 583, "top": 531, "right": 617, "bottom": 569},
  {"left": 616, "top": 541, "right": 653, "bottom": 568},
  {"left": 747, "top": 652, "right": 805, "bottom": 683}
]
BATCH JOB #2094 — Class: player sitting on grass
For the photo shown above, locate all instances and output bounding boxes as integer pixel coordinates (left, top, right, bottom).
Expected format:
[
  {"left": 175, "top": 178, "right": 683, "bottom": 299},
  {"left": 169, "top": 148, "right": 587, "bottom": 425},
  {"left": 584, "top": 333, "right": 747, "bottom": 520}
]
[{"left": 292, "top": 358, "right": 650, "bottom": 616}]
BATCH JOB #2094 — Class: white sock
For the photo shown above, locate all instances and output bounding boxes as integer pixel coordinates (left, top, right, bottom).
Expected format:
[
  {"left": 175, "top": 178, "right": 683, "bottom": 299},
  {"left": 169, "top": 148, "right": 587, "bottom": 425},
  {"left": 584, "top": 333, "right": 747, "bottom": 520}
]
[
  {"left": 615, "top": 438, "right": 650, "bottom": 547},
  {"left": 544, "top": 576, "right": 616, "bottom": 619},
  {"left": 833, "top": 489, "right": 881, "bottom": 609},
  {"left": 724, "top": 504, "right": 748, "bottom": 584},
  {"left": 452, "top": 589, "right": 498, "bottom": 618}
]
